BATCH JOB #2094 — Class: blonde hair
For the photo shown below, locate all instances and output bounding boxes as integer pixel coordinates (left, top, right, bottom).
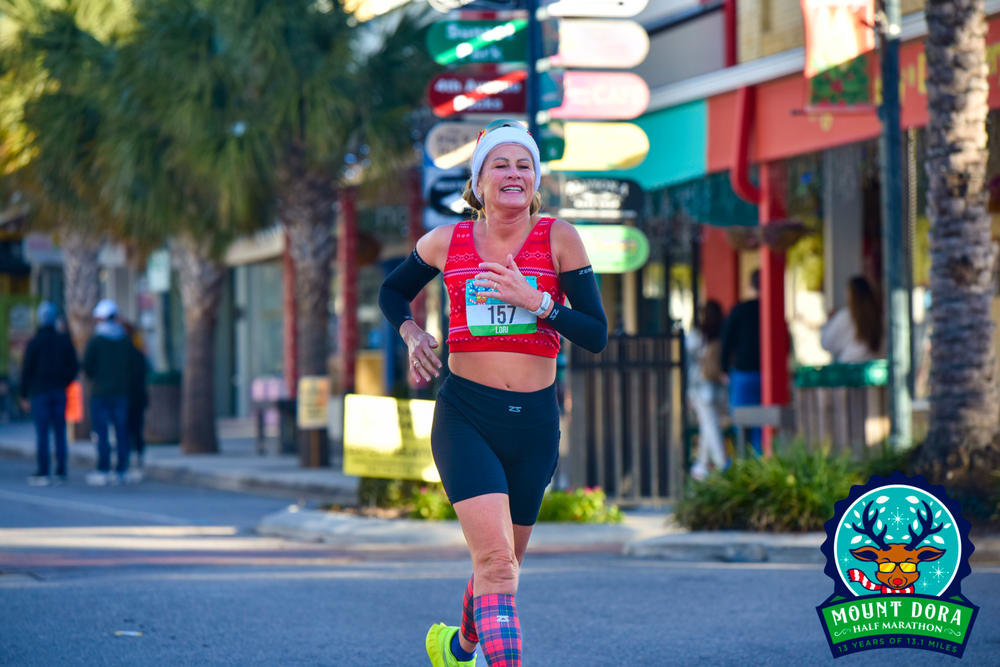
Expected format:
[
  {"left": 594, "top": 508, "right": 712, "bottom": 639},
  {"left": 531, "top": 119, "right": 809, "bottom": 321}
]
[{"left": 461, "top": 178, "right": 543, "bottom": 220}]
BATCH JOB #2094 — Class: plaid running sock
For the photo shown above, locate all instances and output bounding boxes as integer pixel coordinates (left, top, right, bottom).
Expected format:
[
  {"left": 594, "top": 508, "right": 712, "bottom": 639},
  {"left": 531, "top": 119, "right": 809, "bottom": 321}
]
[
  {"left": 461, "top": 575, "right": 478, "bottom": 644},
  {"left": 473, "top": 593, "right": 520, "bottom": 666}
]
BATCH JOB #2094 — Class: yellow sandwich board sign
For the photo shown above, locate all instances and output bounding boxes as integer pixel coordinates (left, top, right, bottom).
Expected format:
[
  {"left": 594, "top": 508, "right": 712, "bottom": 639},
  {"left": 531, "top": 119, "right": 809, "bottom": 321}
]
[{"left": 342, "top": 394, "right": 440, "bottom": 482}]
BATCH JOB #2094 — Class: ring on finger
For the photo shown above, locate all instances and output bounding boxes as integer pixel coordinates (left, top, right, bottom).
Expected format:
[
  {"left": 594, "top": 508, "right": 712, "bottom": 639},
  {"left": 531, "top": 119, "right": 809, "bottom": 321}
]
[{"left": 413, "top": 358, "right": 420, "bottom": 367}]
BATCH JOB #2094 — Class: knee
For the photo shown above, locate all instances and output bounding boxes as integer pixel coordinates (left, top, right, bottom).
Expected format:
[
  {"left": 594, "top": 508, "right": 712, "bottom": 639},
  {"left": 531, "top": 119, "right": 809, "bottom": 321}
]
[{"left": 474, "top": 547, "right": 519, "bottom": 592}]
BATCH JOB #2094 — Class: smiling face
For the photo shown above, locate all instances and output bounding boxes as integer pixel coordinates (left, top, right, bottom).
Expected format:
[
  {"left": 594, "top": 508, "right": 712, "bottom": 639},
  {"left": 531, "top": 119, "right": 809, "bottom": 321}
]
[{"left": 478, "top": 143, "right": 535, "bottom": 212}]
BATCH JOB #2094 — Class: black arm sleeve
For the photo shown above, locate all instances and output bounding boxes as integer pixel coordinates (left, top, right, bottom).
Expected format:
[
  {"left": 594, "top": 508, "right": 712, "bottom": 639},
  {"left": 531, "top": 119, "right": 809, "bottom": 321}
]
[
  {"left": 378, "top": 248, "right": 440, "bottom": 332},
  {"left": 546, "top": 266, "right": 608, "bottom": 353}
]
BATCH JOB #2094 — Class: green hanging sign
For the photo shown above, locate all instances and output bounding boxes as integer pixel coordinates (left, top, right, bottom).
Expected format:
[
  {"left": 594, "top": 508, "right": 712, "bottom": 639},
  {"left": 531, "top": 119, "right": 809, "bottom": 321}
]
[{"left": 427, "top": 19, "right": 529, "bottom": 66}]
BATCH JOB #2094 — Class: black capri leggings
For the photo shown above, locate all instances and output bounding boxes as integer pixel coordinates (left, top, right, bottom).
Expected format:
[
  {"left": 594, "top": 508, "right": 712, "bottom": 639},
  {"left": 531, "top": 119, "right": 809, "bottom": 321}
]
[{"left": 431, "top": 373, "right": 560, "bottom": 526}]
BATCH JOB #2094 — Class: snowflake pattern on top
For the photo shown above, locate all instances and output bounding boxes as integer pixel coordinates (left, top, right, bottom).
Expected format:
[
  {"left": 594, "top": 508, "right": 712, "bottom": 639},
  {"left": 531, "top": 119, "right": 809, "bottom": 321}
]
[{"left": 444, "top": 218, "right": 564, "bottom": 358}]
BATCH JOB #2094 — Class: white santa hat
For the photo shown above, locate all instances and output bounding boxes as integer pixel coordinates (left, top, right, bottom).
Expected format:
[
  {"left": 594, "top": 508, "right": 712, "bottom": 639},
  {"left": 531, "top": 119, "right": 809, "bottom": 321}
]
[{"left": 470, "top": 122, "right": 541, "bottom": 205}]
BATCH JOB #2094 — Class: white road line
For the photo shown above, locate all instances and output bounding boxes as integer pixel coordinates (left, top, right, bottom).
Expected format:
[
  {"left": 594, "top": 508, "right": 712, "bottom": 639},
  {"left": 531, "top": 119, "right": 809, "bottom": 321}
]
[{"left": 0, "top": 488, "right": 191, "bottom": 525}]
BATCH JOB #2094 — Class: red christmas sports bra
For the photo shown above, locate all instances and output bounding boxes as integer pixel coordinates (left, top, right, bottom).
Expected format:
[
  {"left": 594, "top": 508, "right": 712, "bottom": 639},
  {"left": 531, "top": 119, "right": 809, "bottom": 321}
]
[{"left": 444, "top": 218, "right": 564, "bottom": 358}]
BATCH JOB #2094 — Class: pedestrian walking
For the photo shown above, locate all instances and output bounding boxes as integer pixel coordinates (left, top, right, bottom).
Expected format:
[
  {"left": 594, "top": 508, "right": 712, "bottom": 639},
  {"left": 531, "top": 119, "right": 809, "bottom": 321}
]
[
  {"left": 820, "top": 275, "right": 883, "bottom": 362},
  {"left": 83, "top": 299, "right": 135, "bottom": 485},
  {"left": 19, "top": 301, "right": 79, "bottom": 486},
  {"left": 720, "top": 269, "right": 763, "bottom": 455},
  {"left": 687, "top": 299, "right": 728, "bottom": 480},
  {"left": 379, "top": 119, "right": 607, "bottom": 667},
  {"left": 122, "top": 320, "right": 150, "bottom": 480}
]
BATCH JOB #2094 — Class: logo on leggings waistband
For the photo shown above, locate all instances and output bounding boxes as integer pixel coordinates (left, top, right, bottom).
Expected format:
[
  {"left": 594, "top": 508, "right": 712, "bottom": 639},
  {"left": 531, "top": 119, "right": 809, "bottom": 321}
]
[{"left": 508, "top": 405, "right": 521, "bottom": 413}]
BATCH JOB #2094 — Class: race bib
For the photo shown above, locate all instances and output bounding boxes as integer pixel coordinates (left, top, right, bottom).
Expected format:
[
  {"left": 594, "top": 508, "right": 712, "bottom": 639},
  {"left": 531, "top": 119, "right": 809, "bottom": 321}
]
[{"left": 465, "top": 276, "right": 538, "bottom": 336}]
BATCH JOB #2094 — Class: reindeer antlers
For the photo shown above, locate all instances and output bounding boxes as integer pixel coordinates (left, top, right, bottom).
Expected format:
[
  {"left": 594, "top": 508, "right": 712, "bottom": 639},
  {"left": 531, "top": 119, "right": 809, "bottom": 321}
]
[
  {"left": 905, "top": 500, "right": 944, "bottom": 551},
  {"left": 850, "top": 500, "right": 888, "bottom": 550}
]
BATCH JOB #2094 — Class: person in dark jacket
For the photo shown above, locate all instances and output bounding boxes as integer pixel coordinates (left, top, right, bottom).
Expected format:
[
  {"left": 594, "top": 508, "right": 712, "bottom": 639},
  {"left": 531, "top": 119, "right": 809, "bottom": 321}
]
[
  {"left": 20, "top": 302, "right": 79, "bottom": 485},
  {"left": 83, "top": 299, "right": 135, "bottom": 485},
  {"left": 720, "top": 269, "right": 762, "bottom": 455}
]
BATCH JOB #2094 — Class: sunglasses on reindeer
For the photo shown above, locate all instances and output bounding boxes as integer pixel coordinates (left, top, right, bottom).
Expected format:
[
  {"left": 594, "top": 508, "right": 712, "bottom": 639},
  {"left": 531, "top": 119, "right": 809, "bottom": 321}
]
[{"left": 877, "top": 562, "right": 917, "bottom": 573}]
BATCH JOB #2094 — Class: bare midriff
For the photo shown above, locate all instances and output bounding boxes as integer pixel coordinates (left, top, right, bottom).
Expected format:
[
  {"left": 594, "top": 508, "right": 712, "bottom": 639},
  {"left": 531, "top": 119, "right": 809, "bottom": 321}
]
[{"left": 449, "top": 351, "right": 556, "bottom": 392}]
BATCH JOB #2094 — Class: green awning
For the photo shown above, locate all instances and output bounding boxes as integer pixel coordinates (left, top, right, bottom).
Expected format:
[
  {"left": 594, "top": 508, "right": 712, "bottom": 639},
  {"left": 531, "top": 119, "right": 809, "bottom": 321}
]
[
  {"left": 665, "top": 171, "right": 759, "bottom": 227},
  {"left": 568, "top": 101, "right": 707, "bottom": 191}
]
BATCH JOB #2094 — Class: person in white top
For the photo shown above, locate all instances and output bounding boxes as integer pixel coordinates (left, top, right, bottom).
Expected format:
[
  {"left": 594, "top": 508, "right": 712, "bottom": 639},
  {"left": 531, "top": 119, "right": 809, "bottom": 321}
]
[
  {"left": 687, "top": 300, "right": 728, "bottom": 480},
  {"left": 820, "top": 275, "right": 883, "bottom": 363}
]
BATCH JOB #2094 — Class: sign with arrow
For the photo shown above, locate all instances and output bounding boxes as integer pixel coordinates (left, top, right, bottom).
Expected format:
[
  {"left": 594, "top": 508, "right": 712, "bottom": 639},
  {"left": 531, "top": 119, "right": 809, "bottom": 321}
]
[
  {"left": 425, "top": 120, "right": 484, "bottom": 170},
  {"left": 427, "top": 19, "right": 529, "bottom": 65},
  {"left": 424, "top": 164, "right": 471, "bottom": 229},
  {"left": 548, "top": 71, "right": 649, "bottom": 120},
  {"left": 550, "top": 19, "right": 649, "bottom": 69},
  {"left": 546, "top": 121, "right": 649, "bottom": 171},
  {"left": 427, "top": 69, "right": 527, "bottom": 117},
  {"left": 542, "top": 0, "right": 648, "bottom": 18},
  {"left": 574, "top": 224, "right": 649, "bottom": 273}
]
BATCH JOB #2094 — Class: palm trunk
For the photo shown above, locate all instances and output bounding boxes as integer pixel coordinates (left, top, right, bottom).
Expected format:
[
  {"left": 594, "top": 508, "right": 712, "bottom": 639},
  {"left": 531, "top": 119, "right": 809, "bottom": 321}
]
[
  {"left": 278, "top": 149, "right": 336, "bottom": 467},
  {"left": 924, "top": 0, "right": 1000, "bottom": 472},
  {"left": 60, "top": 226, "right": 101, "bottom": 352},
  {"left": 59, "top": 225, "right": 101, "bottom": 441},
  {"left": 173, "top": 237, "right": 224, "bottom": 454}
]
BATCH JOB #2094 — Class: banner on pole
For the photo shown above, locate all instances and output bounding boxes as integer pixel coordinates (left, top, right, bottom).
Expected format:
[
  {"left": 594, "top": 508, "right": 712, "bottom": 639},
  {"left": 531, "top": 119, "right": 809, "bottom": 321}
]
[{"left": 800, "top": 0, "right": 875, "bottom": 78}]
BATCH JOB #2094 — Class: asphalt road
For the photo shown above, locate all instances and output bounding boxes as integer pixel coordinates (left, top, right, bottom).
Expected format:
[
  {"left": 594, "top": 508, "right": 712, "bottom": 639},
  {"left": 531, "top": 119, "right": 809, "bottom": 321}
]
[{"left": 2, "top": 457, "right": 998, "bottom": 666}]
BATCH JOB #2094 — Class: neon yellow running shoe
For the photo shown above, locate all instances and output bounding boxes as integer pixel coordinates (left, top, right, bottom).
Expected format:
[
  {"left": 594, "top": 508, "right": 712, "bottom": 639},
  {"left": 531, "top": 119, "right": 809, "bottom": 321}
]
[{"left": 425, "top": 622, "right": 475, "bottom": 667}]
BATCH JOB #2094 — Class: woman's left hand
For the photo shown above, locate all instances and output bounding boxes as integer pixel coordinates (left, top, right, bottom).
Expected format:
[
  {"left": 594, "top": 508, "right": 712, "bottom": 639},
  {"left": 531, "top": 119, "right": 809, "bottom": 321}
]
[{"left": 473, "top": 254, "right": 542, "bottom": 311}]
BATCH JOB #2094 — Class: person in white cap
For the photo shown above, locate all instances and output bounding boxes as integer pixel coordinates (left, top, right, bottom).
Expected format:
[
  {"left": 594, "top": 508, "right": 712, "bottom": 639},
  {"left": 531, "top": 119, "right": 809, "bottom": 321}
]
[
  {"left": 83, "top": 298, "right": 137, "bottom": 485},
  {"left": 379, "top": 119, "right": 608, "bottom": 667}
]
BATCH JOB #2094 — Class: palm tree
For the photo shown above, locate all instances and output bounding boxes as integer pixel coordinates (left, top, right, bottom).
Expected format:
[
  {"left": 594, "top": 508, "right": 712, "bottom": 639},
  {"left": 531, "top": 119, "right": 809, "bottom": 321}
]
[
  {"left": 95, "top": 0, "right": 275, "bottom": 453},
  {"left": 923, "top": 0, "right": 1000, "bottom": 477},
  {"left": 220, "top": 1, "right": 438, "bottom": 462},
  {"left": 0, "top": 0, "right": 125, "bottom": 351}
]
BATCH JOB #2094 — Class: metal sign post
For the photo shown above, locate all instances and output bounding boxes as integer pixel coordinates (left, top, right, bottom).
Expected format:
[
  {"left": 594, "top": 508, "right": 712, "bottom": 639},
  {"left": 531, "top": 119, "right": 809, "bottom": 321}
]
[{"left": 878, "top": 0, "right": 913, "bottom": 449}]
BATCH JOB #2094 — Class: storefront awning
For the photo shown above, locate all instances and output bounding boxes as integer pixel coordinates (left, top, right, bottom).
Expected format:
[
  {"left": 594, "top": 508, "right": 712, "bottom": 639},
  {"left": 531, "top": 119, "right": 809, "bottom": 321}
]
[{"left": 665, "top": 171, "right": 758, "bottom": 227}]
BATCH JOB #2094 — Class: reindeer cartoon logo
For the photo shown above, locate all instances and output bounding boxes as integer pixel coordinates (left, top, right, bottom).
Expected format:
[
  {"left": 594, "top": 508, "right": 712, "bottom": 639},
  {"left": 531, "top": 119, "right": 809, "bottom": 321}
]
[
  {"left": 817, "top": 473, "right": 979, "bottom": 659},
  {"left": 845, "top": 498, "right": 945, "bottom": 594},
  {"left": 833, "top": 484, "right": 960, "bottom": 597}
]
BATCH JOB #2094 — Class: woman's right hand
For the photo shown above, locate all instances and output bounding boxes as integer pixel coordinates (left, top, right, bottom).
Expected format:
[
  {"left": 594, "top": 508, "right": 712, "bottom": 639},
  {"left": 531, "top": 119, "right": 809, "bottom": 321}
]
[{"left": 401, "top": 320, "right": 442, "bottom": 382}]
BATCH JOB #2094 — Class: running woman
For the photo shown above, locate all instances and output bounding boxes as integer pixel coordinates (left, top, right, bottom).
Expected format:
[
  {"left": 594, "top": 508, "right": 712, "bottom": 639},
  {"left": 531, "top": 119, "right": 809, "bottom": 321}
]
[{"left": 379, "top": 120, "right": 608, "bottom": 667}]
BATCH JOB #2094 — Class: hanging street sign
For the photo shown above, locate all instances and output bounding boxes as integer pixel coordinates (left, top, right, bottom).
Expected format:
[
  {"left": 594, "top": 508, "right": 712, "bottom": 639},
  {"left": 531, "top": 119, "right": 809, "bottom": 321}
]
[
  {"left": 425, "top": 120, "right": 484, "bottom": 169},
  {"left": 574, "top": 224, "right": 649, "bottom": 273},
  {"left": 427, "top": 19, "right": 529, "bottom": 65},
  {"left": 548, "top": 71, "right": 649, "bottom": 120},
  {"left": 541, "top": 0, "right": 648, "bottom": 18},
  {"left": 427, "top": 69, "right": 527, "bottom": 117},
  {"left": 550, "top": 19, "right": 649, "bottom": 69},
  {"left": 551, "top": 177, "right": 644, "bottom": 221},
  {"left": 546, "top": 121, "right": 649, "bottom": 171}
]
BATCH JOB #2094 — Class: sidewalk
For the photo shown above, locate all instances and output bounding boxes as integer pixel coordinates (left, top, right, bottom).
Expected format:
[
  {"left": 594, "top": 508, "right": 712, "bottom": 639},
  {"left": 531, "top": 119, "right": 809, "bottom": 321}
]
[{"left": 2, "top": 418, "right": 998, "bottom": 563}]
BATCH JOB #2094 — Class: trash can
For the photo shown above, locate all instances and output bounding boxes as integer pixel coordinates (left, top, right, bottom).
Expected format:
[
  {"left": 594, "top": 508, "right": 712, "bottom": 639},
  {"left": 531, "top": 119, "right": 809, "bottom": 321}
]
[
  {"left": 145, "top": 371, "right": 181, "bottom": 443},
  {"left": 277, "top": 398, "right": 298, "bottom": 455}
]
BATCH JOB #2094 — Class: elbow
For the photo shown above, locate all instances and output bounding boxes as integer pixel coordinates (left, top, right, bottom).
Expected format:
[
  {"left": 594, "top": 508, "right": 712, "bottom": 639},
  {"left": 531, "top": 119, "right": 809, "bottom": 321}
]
[{"left": 585, "top": 327, "right": 608, "bottom": 354}]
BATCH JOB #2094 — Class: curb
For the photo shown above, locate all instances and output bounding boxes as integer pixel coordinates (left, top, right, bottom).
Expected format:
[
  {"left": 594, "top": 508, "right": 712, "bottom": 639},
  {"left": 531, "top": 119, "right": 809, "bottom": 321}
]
[
  {"left": 255, "top": 507, "right": 674, "bottom": 551},
  {"left": 624, "top": 531, "right": 826, "bottom": 563}
]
